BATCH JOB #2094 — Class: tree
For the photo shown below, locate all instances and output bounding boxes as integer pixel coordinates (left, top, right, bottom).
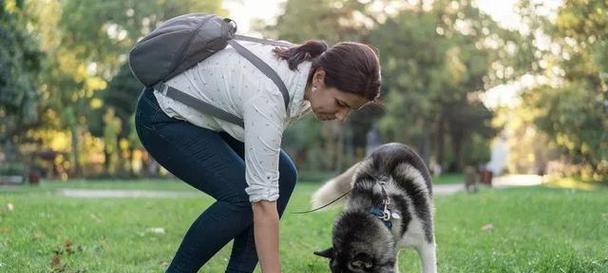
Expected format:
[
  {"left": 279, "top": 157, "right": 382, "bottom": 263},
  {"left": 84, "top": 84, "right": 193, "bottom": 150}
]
[
  {"left": 271, "top": 0, "right": 526, "bottom": 172},
  {"left": 0, "top": 0, "right": 43, "bottom": 162},
  {"left": 518, "top": 0, "right": 608, "bottom": 180},
  {"left": 27, "top": 0, "right": 225, "bottom": 176},
  {"left": 88, "top": 63, "right": 144, "bottom": 175},
  {"left": 272, "top": 0, "right": 383, "bottom": 43},
  {"left": 372, "top": 0, "right": 517, "bottom": 171}
]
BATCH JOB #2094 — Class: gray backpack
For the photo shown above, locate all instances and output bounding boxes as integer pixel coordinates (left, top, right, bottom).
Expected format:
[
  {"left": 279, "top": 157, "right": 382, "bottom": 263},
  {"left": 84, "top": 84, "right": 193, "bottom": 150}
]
[{"left": 128, "top": 13, "right": 293, "bottom": 127}]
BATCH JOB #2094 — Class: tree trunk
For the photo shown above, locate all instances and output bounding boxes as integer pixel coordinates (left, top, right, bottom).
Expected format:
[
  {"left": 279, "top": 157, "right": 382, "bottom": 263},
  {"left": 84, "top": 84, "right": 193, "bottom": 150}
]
[
  {"left": 451, "top": 132, "right": 465, "bottom": 172},
  {"left": 436, "top": 115, "right": 446, "bottom": 168},
  {"left": 419, "top": 125, "right": 431, "bottom": 166},
  {"left": 70, "top": 126, "right": 82, "bottom": 177},
  {"left": 103, "top": 144, "right": 110, "bottom": 174},
  {"left": 128, "top": 147, "right": 135, "bottom": 176},
  {"left": 335, "top": 123, "right": 345, "bottom": 172},
  {"left": 2, "top": 139, "right": 18, "bottom": 162}
]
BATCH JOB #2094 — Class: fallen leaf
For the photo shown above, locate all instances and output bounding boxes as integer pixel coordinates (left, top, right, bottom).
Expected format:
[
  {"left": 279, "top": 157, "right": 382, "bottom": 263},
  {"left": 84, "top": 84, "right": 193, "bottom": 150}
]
[
  {"left": 64, "top": 240, "right": 73, "bottom": 254},
  {"left": 481, "top": 223, "right": 494, "bottom": 232},
  {"left": 50, "top": 254, "right": 61, "bottom": 269}
]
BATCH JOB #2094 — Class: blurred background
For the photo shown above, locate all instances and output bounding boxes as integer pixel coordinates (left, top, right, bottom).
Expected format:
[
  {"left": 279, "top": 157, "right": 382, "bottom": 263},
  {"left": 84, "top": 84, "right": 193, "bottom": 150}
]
[{"left": 0, "top": 0, "right": 606, "bottom": 185}]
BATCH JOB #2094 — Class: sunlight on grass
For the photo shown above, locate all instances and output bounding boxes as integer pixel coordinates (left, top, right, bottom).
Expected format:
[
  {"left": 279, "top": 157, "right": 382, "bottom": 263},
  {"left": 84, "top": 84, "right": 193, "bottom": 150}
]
[{"left": 544, "top": 176, "right": 602, "bottom": 191}]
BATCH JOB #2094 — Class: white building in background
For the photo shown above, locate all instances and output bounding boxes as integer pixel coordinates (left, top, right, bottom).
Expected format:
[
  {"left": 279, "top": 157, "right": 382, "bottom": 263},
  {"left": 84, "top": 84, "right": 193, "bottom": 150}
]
[{"left": 486, "top": 134, "right": 509, "bottom": 175}]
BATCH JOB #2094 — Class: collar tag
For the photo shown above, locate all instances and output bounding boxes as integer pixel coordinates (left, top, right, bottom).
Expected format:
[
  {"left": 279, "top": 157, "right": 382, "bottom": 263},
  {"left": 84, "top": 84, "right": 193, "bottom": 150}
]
[{"left": 391, "top": 212, "right": 401, "bottom": 219}]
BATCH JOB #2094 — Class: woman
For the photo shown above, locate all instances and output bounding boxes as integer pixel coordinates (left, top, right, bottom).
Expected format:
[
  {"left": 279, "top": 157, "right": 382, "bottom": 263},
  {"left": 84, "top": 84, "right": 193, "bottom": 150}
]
[{"left": 134, "top": 39, "right": 381, "bottom": 273}]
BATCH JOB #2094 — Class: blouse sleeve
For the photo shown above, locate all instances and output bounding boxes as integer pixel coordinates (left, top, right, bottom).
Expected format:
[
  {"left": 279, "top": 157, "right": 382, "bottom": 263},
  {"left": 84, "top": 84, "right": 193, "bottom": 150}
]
[{"left": 242, "top": 89, "right": 287, "bottom": 203}]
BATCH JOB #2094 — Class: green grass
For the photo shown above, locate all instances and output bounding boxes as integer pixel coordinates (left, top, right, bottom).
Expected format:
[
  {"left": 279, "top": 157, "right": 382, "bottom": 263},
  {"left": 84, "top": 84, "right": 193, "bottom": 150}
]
[
  {"left": 0, "top": 179, "right": 194, "bottom": 193},
  {"left": 431, "top": 173, "right": 464, "bottom": 185},
  {"left": 1, "top": 180, "right": 607, "bottom": 273},
  {"left": 432, "top": 187, "right": 608, "bottom": 273}
]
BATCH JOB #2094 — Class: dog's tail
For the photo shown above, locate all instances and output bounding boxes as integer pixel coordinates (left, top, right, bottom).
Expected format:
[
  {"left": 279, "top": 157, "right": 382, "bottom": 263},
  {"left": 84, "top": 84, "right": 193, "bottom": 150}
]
[{"left": 311, "top": 162, "right": 360, "bottom": 210}]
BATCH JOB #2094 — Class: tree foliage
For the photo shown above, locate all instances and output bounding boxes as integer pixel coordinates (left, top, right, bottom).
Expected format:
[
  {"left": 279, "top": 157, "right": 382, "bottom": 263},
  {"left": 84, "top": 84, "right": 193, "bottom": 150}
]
[
  {"left": 518, "top": 0, "right": 608, "bottom": 180},
  {"left": 0, "top": 0, "right": 43, "bottom": 160},
  {"left": 22, "top": 0, "right": 224, "bottom": 176},
  {"left": 370, "top": 0, "right": 523, "bottom": 170},
  {"left": 271, "top": 0, "right": 534, "bottom": 172}
]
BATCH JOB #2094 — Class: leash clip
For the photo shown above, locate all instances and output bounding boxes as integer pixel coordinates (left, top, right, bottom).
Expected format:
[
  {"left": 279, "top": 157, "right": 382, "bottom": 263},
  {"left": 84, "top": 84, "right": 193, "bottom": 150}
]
[
  {"left": 381, "top": 210, "right": 391, "bottom": 221},
  {"left": 381, "top": 201, "right": 391, "bottom": 221}
]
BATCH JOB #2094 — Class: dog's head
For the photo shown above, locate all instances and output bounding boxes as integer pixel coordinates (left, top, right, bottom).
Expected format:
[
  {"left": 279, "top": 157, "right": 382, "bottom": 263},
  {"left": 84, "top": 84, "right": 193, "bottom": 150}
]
[{"left": 315, "top": 211, "right": 397, "bottom": 273}]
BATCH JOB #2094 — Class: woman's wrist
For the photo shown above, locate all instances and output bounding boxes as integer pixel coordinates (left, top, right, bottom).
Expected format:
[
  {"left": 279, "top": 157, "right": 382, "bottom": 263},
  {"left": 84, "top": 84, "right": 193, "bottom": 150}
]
[{"left": 252, "top": 200, "right": 281, "bottom": 273}]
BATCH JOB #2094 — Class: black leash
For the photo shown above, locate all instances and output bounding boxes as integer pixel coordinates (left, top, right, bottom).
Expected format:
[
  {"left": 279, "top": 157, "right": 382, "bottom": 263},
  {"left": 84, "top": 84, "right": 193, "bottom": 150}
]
[
  {"left": 292, "top": 170, "right": 383, "bottom": 215},
  {"left": 291, "top": 189, "right": 353, "bottom": 214}
]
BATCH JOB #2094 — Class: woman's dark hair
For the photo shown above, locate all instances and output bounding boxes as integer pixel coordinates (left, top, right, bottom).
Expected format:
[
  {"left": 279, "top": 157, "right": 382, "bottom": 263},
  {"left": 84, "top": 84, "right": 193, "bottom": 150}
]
[{"left": 274, "top": 40, "right": 381, "bottom": 101}]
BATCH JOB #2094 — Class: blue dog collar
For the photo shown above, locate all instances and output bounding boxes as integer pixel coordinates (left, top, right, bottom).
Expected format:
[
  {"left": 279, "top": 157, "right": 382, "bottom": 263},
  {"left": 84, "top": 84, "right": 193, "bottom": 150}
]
[{"left": 370, "top": 207, "right": 393, "bottom": 229}]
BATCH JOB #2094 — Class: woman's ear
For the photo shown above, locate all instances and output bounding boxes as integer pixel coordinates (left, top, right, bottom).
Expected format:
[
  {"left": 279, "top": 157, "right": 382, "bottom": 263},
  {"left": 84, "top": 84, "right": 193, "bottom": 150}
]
[{"left": 313, "top": 69, "right": 326, "bottom": 88}]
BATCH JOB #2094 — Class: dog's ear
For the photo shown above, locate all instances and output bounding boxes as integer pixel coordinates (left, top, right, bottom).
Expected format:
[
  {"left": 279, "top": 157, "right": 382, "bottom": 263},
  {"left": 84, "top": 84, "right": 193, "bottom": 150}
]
[
  {"left": 349, "top": 253, "right": 373, "bottom": 272},
  {"left": 314, "top": 247, "right": 334, "bottom": 259}
]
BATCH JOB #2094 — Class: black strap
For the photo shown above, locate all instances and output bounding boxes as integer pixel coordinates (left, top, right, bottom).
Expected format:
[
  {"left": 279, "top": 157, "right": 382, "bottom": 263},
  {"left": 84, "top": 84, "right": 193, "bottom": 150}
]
[
  {"left": 228, "top": 39, "right": 291, "bottom": 113},
  {"left": 153, "top": 82, "right": 245, "bottom": 127},
  {"left": 233, "top": 34, "right": 293, "bottom": 47},
  {"left": 291, "top": 189, "right": 352, "bottom": 214}
]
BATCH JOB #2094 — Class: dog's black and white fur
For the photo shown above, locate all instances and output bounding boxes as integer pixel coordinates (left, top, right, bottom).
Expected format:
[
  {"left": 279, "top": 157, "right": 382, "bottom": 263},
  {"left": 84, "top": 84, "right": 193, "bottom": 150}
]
[{"left": 312, "top": 143, "right": 437, "bottom": 273}]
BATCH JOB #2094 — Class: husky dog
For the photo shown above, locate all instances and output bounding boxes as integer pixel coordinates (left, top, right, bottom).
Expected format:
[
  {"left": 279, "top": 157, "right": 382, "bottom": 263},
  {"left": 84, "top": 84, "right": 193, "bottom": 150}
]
[{"left": 312, "top": 143, "right": 437, "bottom": 273}]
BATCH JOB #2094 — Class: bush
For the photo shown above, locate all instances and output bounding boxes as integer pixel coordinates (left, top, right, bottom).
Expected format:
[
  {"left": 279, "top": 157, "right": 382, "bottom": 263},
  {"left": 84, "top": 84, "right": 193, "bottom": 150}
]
[{"left": 0, "top": 162, "right": 26, "bottom": 176}]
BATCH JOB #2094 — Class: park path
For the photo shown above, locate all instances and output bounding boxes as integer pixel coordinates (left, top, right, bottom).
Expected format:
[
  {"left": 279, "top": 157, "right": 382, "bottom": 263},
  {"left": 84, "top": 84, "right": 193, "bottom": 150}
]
[
  {"left": 431, "top": 174, "right": 545, "bottom": 195},
  {"left": 57, "top": 175, "right": 544, "bottom": 198},
  {"left": 58, "top": 188, "right": 201, "bottom": 198}
]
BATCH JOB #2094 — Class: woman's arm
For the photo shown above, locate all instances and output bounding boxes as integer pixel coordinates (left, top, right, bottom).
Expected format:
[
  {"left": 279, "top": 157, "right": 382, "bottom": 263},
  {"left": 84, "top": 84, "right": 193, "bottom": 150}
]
[
  {"left": 241, "top": 86, "right": 290, "bottom": 273},
  {"left": 252, "top": 200, "right": 281, "bottom": 273}
]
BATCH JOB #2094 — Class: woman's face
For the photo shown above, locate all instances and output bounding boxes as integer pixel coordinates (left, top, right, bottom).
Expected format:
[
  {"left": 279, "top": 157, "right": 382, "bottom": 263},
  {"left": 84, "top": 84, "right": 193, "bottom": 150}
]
[{"left": 306, "top": 70, "right": 369, "bottom": 122}]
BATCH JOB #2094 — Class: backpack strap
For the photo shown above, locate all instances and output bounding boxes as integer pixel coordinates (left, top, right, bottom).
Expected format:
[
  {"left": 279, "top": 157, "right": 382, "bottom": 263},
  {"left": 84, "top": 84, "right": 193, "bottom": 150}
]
[
  {"left": 154, "top": 82, "right": 245, "bottom": 127},
  {"left": 228, "top": 39, "right": 291, "bottom": 113},
  {"left": 233, "top": 34, "right": 293, "bottom": 48}
]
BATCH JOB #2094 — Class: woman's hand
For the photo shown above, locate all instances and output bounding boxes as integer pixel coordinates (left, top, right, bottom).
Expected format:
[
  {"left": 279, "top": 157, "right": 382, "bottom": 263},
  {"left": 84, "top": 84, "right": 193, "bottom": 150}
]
[{"left": 252, "top": 200, "right": 281, "bottom": 273}]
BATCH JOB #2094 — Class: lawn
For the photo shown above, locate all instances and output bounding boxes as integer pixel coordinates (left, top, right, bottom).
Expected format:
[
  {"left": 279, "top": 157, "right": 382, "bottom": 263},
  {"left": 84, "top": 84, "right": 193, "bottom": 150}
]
[
  {"left": 0, "top": 180, "right": 607, "bottom": 273},
  {"left": 431, "top": 173, "right": 464, "bottom": 185}
]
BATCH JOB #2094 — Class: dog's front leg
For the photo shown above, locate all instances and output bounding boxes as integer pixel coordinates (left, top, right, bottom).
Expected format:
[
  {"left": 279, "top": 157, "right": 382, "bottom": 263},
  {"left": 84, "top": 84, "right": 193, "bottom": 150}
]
[{"left": 415, "top": 242, "right": 437, "bottom": 273}]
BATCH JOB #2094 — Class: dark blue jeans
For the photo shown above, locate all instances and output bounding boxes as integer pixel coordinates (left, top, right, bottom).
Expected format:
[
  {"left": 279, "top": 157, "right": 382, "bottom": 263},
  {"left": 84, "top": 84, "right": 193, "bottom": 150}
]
[{"left": 134, "top": 88, "right": 297, "bottom": 273}]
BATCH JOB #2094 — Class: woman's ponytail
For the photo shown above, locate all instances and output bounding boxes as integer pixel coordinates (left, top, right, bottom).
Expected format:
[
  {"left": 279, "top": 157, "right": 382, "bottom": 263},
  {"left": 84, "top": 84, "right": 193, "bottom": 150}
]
[{"left": 273, "top": 40, "right": 328, "bottom": 70}]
